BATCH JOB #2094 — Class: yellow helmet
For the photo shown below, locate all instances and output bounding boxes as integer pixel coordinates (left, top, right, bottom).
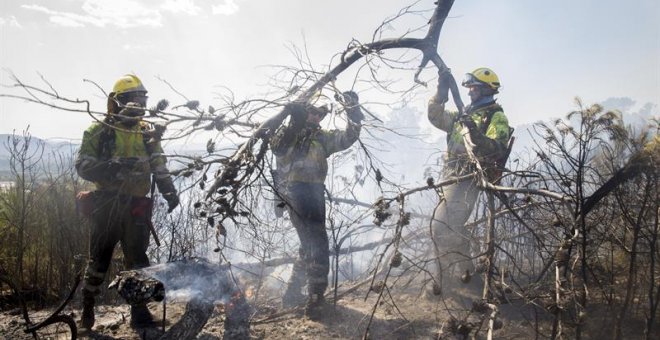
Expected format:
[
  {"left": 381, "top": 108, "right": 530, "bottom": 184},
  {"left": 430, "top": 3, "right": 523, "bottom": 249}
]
[
  {"left": 111, "top": 74, "right": 147, "bottom": 97},
  {"left": 462, "top": 67, "right": 500, "bottom": 91}
]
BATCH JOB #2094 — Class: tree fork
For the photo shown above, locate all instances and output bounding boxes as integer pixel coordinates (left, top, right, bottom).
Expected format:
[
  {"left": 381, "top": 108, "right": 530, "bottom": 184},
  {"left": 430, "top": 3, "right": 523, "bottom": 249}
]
[{"left": 207, "top": 0, "right": 459, "bottom": 199}]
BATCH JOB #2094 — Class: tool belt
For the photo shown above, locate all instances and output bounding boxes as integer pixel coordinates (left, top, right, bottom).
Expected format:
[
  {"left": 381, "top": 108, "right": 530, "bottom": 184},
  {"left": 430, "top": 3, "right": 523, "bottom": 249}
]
[{"left": 130, "top": 197, "right": 153, "bottom": 220}]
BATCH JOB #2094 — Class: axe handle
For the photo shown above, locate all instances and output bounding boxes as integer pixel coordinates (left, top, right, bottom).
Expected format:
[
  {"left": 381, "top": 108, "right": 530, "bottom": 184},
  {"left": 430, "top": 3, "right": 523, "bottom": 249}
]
[
  {"left": 148, "top": 175, "right": 161, "bottom": 247},
  {"left": 147, "top": 220, "right": 161, "bottom": 247}
]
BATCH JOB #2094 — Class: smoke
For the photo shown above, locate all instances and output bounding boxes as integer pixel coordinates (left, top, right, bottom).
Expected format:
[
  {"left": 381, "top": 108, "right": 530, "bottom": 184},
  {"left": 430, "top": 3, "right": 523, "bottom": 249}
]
[
  {"left": 141, "top": 258, "right": 240, "bottom": 303},
  {"left": 130, "top": 258, "right": 252, "bottom": 340},
  {"left": 600, "top": 97, "right": 659, "bottom": 128}
]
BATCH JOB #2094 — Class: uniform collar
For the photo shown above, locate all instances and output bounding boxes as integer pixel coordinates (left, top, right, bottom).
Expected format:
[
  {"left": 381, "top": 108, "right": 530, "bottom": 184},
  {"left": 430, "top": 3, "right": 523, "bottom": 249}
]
[{"left": 466, "top": 95, "right": 496, "bottom": 113}]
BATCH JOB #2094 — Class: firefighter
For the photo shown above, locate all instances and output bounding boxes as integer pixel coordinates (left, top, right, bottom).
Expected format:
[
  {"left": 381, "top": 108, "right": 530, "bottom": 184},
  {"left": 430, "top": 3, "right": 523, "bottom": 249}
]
[
  {"left": 270, "top": 91, "right": 363, "bottom": 319},
  {"left": 75, "top": 74, "right": 179, "bottom": 329},
  {"left": 427, "top": 67, "right": 511, "bottom": 296}
]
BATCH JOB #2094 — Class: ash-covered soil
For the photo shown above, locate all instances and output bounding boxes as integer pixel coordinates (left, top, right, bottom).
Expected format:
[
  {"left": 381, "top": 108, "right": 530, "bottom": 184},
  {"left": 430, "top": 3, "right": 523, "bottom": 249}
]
[{"left": 0, "top": 282, "right": 650, "bottom": 339}]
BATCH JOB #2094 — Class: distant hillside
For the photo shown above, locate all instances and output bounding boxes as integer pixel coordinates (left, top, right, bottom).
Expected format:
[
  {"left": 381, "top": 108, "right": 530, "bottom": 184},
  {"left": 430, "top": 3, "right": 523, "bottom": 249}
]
[
  {"left": 0, "top": 134, "right": 80, "bottom": 176},
  {"left": 0, "top": 134, "right": 79, "bottom": 155}
]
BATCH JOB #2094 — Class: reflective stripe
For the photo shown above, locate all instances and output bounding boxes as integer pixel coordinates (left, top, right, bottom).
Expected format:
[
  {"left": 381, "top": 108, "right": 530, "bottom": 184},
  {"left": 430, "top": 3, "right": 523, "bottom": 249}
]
[
  {"left": 79, "top": 155, "right": 100, "bottom": 162},
  {"left": 83, "top": 266, "right": 105, "bottom": 294},
  {"left": 152, "top": 164, "right": 168, "bottom": 172},
  {"left": 82, "top": 284, "right": 102, "bottom": 294},
  {"left": 85, "top": 267, "right": 106, "bottom": 280},
  {"left": 78, "top": 159, "right": 97, "bottom": 169},
  {"left": 108, "top": 155, "right": 150, "bottom": 162},
  {"left": 307, "top": 276, "right": 327, "bottom": 284},
  {"left": 154, "top": 173, "right": 170, "bottom": 180}
]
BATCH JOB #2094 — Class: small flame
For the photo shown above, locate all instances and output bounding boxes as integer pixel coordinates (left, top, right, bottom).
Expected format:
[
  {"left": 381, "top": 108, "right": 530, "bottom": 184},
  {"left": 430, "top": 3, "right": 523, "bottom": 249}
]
[{"left": 244, "top": 286, "right": 254, "bottom": 299}]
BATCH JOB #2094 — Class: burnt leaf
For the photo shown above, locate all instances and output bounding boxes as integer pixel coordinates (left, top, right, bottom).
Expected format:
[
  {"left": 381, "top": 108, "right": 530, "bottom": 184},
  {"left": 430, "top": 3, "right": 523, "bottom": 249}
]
[
  {"left": 185, "top": 100, "right": 200, "bottom": 111},
  {"left": 375, "top": 169, "right": 383, "bottom": 183}
]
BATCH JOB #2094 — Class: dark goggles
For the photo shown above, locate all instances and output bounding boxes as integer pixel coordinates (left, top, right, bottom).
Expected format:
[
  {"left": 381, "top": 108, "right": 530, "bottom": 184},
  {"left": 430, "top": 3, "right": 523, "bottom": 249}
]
[{"left": 117, "top": 92, "right": 148, "bottom": 106}]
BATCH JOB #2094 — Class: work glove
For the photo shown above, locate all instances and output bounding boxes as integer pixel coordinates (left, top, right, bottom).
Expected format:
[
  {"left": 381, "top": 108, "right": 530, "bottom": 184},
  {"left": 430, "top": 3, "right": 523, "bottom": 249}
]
[
  {"left": 156, "top": 179, "right": 179, "bottom": 213},
  {"left": 458, "top": 114, "right": 478, "bottom": 133},
  {"left": 458, "top": 115, "right": 498, "bottom": 153},
  {"left": 105, "top": 160, "right": 124, "bottom": 177},
  {"left": 342, "top": 90, "right": 359, "bottom": 107},
  {"left": 118, "top": 157, "right": 140, "bottom": 168},
  {"left": 435, "top": 70, "right": 452, "bottom": 104},
  {"left": 285, "top": 102, "right": 308, "bottom": 128},
  {"left": 162, "top": 192, "right": 180, "bottom": 213},
  {"left": 341, "top": 91, "right": 364, "bottom": 123}
]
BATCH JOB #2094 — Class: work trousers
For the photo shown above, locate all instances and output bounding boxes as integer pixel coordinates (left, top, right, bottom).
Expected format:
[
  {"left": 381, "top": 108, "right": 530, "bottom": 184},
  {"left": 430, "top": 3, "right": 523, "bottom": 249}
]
[
  {"left": 82, "top": 192, "right": 151, "bottom": 299},
  {"left": 431, "top": 174, "right": 480, "bottom": 289},
  {"left": 284, "top": 182, "right": 329, "bottom": 296}
]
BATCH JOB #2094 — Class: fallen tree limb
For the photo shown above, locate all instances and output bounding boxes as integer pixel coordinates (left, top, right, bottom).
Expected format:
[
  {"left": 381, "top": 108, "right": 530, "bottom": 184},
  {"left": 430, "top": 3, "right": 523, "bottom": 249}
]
[
  {"left": 0, "top": 266, "right": 80, "bottom": 340},
  {"left": 232, "top": 236, "right": 395, "bottom": 275},
  {"left": 206, "top": 0, "right": 460, "bottom": 212}
]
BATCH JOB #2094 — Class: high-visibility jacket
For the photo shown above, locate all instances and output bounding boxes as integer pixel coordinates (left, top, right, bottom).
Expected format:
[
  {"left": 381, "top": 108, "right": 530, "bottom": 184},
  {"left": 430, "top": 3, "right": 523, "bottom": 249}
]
[
  {"left": 271, "top": 121, "right": 360, "bottom": 184},
  {"left": 75, "top": 121, "right": 173, "bottom": 197},
  {"left": 428, "top": 96, "right": 511, "bottom": 175}
]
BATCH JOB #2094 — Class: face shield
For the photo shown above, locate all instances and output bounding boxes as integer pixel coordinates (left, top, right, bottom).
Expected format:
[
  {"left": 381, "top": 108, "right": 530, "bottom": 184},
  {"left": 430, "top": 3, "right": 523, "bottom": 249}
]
[
  {"left": 308, "top": 105, "right": 329, "bottom": 120},
  {"left": 461, "top": 73, "right": 482, "bottom": 88},
  {"left": 117, "top": 91, "right": 149, "bottom": 109},
  {"left": 111, "top": 91, "right": 148, "bottom": 126}
]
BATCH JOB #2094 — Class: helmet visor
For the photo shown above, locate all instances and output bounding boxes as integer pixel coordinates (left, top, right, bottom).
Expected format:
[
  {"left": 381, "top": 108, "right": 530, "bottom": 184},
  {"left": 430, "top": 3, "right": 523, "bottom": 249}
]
[
  {"left": 117, "top": 92, "right": 148, "bottom": 107},
  {"left": 461, "top": 73, "right": 483, "bottom": 87},
  {"left": 308, "top": 105, "right": 329, "bottom": 119}
]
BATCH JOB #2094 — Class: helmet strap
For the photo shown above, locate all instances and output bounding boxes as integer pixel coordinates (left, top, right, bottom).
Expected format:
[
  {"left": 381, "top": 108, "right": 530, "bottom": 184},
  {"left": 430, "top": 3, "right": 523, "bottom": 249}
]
[
  {"left": 107, "top": 93, "right": 120, "bottom": 114},
  {"left": 482, "top": 87, "right": 498, "bottom": 96},
  {"left": 119, "top": 117, "right": 140, "bottom": 127}
]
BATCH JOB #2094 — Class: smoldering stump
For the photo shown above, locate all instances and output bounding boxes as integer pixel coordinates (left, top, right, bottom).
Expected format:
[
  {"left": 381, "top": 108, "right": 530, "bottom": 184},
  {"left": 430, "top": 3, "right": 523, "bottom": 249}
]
[{"left": 109, "top": 258, "right": 250, "bottom": 339}]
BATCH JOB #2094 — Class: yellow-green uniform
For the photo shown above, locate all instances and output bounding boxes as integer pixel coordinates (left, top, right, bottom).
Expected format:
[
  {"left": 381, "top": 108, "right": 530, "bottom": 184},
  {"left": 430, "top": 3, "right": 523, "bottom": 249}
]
[
  {"left": 427, "top": 94, "right": 511, "bottom": 291},
  {"left": 75, "top": 121, "right": 176, "bottom": 301},
  {"left": 428, "top": 96, "right": 510, "bottom": 176},
  {"left": 270, "top": 108, "right": 360, "bottom": 302}
]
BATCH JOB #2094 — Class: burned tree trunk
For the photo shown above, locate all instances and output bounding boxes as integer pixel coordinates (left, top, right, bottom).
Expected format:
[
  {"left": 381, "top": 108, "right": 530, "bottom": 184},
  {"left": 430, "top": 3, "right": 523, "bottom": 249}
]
[{"left": 160, "top": 297, "right": 214, "bottom": 340}]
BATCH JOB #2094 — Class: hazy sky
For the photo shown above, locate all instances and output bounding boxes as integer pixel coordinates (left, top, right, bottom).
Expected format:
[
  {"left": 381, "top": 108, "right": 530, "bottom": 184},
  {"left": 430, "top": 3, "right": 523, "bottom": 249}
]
[{"left": 1, "top": 0, "right": 658, "bottom": 141}]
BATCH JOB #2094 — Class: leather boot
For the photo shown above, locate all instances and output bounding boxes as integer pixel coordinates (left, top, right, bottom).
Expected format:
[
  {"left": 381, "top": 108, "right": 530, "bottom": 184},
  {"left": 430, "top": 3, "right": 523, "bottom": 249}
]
[
  {"left": 80, "top": 296, "right": 95, "bottom": 329},
  {"left": 130, "top": 304, "right": 155, "bottom": 328}
]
